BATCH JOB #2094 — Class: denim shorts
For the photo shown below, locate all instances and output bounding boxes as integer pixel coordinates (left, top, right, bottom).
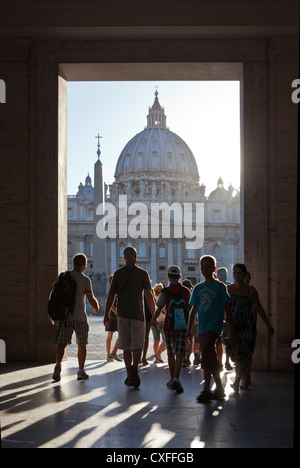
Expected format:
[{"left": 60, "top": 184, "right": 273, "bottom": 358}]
[{"left": 152, "top": 321, "right": 166, "bottom": 341}]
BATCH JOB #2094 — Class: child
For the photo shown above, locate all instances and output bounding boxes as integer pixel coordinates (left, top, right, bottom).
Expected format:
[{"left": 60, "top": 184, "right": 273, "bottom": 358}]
[
  {"left": 186, "top": 255, "right": 236, "bottom": 402},
  {"left": 152, "top": 265, "right": 191, "bottom": 393}
]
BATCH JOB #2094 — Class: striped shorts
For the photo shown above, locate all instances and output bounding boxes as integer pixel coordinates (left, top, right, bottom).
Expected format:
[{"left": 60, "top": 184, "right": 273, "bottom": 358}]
[
  {"left": 56, "top": 319, "right": 89, "bottom": 346},
  {"left": 165, "top": 331, "right": 186, "bottom": 356}
]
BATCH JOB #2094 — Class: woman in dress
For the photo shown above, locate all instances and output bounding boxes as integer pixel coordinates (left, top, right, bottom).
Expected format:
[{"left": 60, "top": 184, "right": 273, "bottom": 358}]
[{"left": 228, "top": 263, "right": 274, "bottom": 392}]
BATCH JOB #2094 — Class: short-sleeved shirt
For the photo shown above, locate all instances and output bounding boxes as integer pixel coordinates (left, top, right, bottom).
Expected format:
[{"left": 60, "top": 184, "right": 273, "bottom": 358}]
[
  {"left": 109, "top": 265, "right": 151, "bottom": 322},
  {"left": 69, "top": 270, "right": 94, "bottom": 322},
  {"left": 189, "top": 280, "right": 230, "bottom": 335},
  {"left": 156, "top": 282, "right": 191, "bottom": 333}
]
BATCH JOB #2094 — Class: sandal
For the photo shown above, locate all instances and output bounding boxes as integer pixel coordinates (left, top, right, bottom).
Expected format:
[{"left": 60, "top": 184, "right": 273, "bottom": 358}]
[{"left": 154, "top": 354, "right": 163, "bottom": 363}]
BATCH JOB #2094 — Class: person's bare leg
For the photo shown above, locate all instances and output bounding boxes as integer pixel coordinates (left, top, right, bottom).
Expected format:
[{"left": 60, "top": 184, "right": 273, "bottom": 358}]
[
  {"left": 168, "top": 355, "right": 175, "bottom": 381},
  {"left": 158, "top": 340, "right": 166, "bottom": 355},
  {"left": 132, "top": 348, "right": 142, "bottom": 367},
  {"left": 174, "top": 354, "right": 183, "bottom": 380},
  {"left": 231, "top": 362, "right": 245, "bottom": 392},
  {"left": 155, "top": 340, "right": 166, "bottom": 362},
  {"left": 203, "top": 369, "right": 212, "bottom": 393},
  {"left": 111, "top": 337, "right": 119, "bottom": 355},
  {"left": 124, "top": 349, "right": 132, "bottom": 379},
  {"left": 56, "top": 343, "right": 67, "bottom": 363},
  {"left": 141, "top": 337, "right": 149, "bottom": 364},
  {"left": 106, "top": 331, "right": 113, "bottom": 356},
  {"left": 78, "top": 345, "right": 86, "bottom": 370}
]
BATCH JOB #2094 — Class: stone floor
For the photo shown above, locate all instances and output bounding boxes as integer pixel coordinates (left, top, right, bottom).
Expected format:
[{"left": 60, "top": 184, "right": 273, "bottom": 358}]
[{"left": 0, "top": 358, "right": 295, "bottom": 449}]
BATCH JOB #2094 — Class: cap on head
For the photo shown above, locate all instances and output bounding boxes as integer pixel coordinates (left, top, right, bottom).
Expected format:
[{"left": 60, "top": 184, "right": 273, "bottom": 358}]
[
  {"left": 168, "top": 265, "right": 181, "bottom": 276},
  {"left": 182, "top": 279, "right": 193, "bottom": 289}
]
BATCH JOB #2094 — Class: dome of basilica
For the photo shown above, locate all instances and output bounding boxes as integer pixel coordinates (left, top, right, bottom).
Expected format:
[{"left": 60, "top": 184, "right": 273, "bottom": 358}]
[{"left": 114, "top": 92, "right": 199, "bottom": 185}]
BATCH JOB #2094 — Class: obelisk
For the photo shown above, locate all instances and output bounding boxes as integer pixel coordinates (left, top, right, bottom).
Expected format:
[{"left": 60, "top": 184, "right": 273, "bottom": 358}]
[{"left": 92, "top": 134, "right": 107, "bottom": 295}]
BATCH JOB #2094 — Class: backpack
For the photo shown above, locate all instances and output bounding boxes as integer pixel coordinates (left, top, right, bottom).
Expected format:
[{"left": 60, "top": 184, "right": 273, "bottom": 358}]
[
  {"left": 48, "top": 271, "right": 77, "bottom": 321},
  {"left": 163, "top": 286, "right": 190, "bottom": 332}
]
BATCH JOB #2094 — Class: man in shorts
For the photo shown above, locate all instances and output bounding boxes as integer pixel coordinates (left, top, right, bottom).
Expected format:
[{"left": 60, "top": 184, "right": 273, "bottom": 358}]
[
  {"left": 51, "top": 253, "right": 99, "bottom": 381},
  {"left": 152, "top": 266, "right": 191, "bottom": 393},
  {"left": 104, "top": 246, "right": 155, "bottom": 388}
]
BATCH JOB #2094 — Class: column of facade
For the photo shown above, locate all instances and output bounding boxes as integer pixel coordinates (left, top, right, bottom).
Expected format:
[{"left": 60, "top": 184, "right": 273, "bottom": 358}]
[
  {"left": 110, "top": 239, "right": 117, "bottom": 276},
  {"left": 78, "top": 236, "right": 85, "bottom": 254},
  {"left": 167, "top": 239, "right": 173, "bottom": 268},
  {"left": 150, "top": 241, "right": 157, "bottom": 284},
  {"left": 176, "top": 240, "right": 182, "bottom": 272}
]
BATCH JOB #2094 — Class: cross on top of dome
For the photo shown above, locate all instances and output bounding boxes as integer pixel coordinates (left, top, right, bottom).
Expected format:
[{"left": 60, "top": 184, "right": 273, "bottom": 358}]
[{"left": 147, "top": 90, "right": 166, "bottom": 128}]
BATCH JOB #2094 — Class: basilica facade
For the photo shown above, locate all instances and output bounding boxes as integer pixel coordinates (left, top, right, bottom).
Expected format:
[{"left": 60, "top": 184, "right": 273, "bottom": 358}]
[{"left": 67, "top": 92, "right": 240, "bottom": 291}]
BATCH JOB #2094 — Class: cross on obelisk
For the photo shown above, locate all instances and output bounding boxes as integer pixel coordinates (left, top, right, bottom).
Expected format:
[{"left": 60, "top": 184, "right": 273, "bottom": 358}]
[{"left": 95, "top": 133, "right": 103, "bottom": 160}]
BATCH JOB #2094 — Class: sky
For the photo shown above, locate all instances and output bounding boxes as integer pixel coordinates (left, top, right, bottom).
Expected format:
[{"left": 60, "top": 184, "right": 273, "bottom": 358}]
[{"left": 67, "top": 81, "right": 240, "bottom": 197}]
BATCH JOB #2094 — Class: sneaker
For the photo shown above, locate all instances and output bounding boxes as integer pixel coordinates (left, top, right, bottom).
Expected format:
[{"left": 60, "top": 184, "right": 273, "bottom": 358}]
[
  {"left": 166, "top": 379, "right": 174, "bottom": 389},
  {"left": 77, "top": 369, "right": 89, "bottom": 381},
  {"left": 211, "top": 389, "right": 225, "bottom": 400},
  {"left": 109, "top": 353, "right": 122, "bottom": 362},
  {"left": 193, "top": 354, "right": 201, "bottom": 366},
  {"left": 197, "top": 391, "right": 213, "bottom": 403},
  {"left": 52, "top": 363, "right": 61, "bottom": 382},
  {"left": 225, "top": 362, "right": 233, "bottom": 371},
  {"left": 172, "top": 378, "right": 184, "bottom": 393}
]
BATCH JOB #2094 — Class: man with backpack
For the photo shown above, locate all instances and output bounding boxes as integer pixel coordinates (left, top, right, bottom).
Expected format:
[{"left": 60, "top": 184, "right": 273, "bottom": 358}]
[
  {"left": 50, "top": 253, "right": 99, "bottom": 382},
  {"left": 151, "top": 265, "right": 191, "bottom": 393}
]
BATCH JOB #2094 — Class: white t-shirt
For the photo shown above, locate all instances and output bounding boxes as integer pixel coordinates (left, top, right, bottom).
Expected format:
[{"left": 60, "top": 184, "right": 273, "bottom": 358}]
[{"left": 70, "top": 271, "right": 93, "bottom": 322}]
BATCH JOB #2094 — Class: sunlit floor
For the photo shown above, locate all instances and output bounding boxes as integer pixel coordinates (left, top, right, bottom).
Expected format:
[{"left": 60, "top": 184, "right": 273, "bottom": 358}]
[{"left": 0, "top": 358, "right": 294, "bottom": 448}]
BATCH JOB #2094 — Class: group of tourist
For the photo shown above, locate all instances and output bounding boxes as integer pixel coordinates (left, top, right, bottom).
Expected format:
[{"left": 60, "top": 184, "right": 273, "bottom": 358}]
[{"left": 50, "top": 247, "right": 274, "bottom": 403}]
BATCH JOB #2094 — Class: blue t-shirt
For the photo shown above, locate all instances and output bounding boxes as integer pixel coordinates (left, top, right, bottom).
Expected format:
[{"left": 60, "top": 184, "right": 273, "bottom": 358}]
[{"left": 189, "top": 280, "right": 230, "bottom": 335}]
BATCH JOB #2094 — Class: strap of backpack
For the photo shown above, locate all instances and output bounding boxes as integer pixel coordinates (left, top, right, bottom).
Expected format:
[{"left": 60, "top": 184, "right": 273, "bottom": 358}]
[
  {"left": 162, "top": 286, "right": 185, "bottom": 301},
  {"left": 118, "top": 266, "right": 136, "bottom": 297}
]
